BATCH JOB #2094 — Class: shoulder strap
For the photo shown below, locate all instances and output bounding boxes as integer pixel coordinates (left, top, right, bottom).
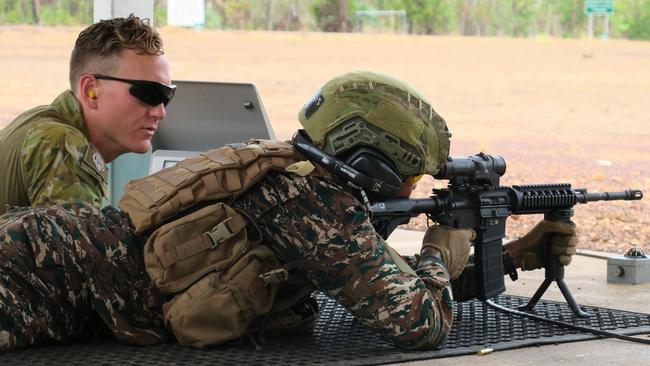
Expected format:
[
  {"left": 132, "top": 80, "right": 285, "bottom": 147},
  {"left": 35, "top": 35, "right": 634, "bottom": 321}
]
[{"left": 119, "top": 140, "right": 298, "bottom": 233}]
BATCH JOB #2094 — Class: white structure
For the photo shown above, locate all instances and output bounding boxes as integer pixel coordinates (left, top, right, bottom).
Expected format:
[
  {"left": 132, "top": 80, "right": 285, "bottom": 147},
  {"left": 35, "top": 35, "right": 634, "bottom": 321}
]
[
  {"left": 93, "top": 0, "right": 154, "bottom": 23},
  {"left": 168, "top": 0, "right": 205, "bottom": 27}
]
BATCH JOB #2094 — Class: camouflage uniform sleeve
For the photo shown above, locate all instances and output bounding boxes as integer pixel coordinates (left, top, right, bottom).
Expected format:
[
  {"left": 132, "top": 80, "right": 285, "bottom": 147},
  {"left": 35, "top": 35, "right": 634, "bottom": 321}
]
[
  {"left": 21, "top": 121, "right": 107, "bottom": 207},
  {"left": 235, "top": 173, "right": 454, "bottom": 349}
]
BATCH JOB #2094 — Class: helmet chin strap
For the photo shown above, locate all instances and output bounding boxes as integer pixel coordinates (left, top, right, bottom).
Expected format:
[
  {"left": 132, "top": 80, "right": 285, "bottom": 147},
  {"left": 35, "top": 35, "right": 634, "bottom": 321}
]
[{"left": 292, "top": 130, "right": 401, "bottom": 198}]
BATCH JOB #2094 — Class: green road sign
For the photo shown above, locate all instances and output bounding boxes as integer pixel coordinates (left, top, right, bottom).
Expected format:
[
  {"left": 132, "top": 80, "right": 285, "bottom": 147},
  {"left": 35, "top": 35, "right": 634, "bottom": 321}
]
[{"left": 585, "top": 0, "right": 614, "bottom": 14}]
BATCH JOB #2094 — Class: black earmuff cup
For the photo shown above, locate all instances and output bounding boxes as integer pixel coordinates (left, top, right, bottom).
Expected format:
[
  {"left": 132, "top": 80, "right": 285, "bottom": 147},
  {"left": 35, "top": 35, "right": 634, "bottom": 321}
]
[{"left": 343, "top": 148, "right": 403, "bottom": 196}]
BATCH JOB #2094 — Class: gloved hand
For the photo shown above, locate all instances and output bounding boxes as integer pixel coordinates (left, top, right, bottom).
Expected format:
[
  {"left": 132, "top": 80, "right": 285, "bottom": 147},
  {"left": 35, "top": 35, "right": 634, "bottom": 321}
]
[
  {"left": 421, "top": 226, "right": 475, "bottom": 279},
  {"left": 507, "top": 220, "right": 578, "bottom": 271}
]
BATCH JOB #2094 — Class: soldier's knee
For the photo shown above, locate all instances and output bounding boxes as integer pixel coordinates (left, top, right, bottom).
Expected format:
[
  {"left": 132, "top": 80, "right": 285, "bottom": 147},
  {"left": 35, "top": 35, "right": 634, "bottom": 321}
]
[{"left": 385, "top": 311, "right": 449, "bottom": 350}]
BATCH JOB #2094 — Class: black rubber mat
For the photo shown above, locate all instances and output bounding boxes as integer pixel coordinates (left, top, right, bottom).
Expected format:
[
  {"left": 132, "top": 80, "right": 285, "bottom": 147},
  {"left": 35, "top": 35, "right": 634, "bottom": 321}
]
[{"left": 4, "top": 292, "right": 650, "bottom": 365}]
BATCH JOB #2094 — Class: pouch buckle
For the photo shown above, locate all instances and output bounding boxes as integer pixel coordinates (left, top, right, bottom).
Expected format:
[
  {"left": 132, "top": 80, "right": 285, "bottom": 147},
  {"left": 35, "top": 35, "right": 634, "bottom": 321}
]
[
  {"left": 206, "top": 217, "right": 236, "bottom": 248},
  {"left": 259, "top": 269, "right": 289, "bottom": 285}
]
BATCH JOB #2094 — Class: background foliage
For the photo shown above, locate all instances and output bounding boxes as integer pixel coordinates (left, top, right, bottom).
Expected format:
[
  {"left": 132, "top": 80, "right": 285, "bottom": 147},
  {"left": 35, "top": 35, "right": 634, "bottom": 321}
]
[{"left": 1, "top": 0, "right": 649, "bottom": 39}]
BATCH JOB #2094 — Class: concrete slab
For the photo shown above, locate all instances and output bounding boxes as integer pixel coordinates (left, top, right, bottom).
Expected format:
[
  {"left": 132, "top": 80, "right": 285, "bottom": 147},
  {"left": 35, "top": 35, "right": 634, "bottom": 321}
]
[{"left": 386, "top": 228, "right": 650, "bottom": 365}]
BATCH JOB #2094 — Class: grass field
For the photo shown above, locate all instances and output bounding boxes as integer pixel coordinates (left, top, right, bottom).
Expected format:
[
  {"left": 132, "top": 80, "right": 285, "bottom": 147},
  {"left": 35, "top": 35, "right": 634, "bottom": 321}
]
[{"left": 1, "top": 26, "right": 648, "bottom": 252}]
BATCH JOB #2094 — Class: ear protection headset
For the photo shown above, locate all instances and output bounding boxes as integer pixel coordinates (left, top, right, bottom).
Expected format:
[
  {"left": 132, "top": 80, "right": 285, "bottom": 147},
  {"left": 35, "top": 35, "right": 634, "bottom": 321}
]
[{"left": 292, "top": 130, "right": 403, "bottom": 197}]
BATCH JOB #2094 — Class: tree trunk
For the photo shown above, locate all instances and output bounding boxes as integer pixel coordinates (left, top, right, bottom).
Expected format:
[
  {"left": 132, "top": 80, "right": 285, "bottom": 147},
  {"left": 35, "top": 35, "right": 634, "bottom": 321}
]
[
  {"left": 267, "top": 0, "right": 273, "bottom": 31},
  {"left": 512, "top": 0, "right": 520, "bottom": 37},
  {"left": 338, "top": 0, "right": 350, "bottom": 32},
  {"left": 32, "top": 0, "right": 41, "bottom": 25}
]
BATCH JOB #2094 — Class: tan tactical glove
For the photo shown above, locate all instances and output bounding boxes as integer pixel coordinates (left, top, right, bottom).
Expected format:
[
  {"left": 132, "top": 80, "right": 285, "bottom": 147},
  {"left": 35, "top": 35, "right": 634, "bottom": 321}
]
[
  {"left": 421, "top": 226, "right": 475, "bottom": 279},
  {"left": 506, "top": 220, "right": 578, "bottom": 271}
]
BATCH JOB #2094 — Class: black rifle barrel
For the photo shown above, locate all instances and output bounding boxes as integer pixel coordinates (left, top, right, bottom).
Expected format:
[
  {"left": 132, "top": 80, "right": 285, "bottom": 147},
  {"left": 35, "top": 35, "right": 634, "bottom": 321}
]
[{"left": 577, "top": 189, "right": 643, "bottom": 202}]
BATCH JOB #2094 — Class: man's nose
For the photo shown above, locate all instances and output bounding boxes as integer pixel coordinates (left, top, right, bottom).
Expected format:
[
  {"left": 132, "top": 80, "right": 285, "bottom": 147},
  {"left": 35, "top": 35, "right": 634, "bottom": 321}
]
[{"left": 150, "top": 103, "right": 166, "bottom": 119}]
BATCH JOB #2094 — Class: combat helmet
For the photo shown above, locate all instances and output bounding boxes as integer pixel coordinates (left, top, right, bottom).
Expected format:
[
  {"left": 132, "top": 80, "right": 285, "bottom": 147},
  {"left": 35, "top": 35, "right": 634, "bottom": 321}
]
[{"left": 297, "top": 71, "right": 451, "bottom": 187}]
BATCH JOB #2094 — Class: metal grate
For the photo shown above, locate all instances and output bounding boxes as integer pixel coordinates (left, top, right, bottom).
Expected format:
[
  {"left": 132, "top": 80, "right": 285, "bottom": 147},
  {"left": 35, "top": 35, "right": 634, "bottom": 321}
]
[{"left": 4, "top": 293, "right": 650, "bottom": 365}]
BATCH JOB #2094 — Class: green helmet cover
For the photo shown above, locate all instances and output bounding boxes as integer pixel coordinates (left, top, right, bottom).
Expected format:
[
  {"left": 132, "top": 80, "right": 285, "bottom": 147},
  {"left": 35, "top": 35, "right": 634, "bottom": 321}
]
[{"left": 298, "top": 71, "right": 451, "bottom": 177}]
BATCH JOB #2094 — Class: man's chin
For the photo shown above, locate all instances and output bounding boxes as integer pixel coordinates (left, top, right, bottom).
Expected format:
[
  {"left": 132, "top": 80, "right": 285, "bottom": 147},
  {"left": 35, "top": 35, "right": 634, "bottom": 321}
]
[{"left": 129, "top": 141, "right": 151, "bottom": 154}]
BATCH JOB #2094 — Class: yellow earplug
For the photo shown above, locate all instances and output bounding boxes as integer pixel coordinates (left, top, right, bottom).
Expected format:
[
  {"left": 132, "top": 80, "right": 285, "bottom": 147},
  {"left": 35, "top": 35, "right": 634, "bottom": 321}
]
[{"left": 87, "top": 90, "right": 97, "bottom": 99}]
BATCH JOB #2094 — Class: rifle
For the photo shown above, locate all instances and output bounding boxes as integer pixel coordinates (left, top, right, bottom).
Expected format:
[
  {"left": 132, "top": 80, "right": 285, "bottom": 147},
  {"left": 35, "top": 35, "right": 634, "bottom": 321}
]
[{"left": 370, "top": 153, "right": 643, "bottom": 317}]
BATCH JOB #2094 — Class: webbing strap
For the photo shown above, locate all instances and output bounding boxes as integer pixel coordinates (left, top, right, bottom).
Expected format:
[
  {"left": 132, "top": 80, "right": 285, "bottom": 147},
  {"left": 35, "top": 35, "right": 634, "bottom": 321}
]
[
  {"left": 201, "top": 173, "right": 220, "bottom": 196},
  {"left": 245, "top": 162, "right": 262, "bottom": 178},
  {"left": 158, "top": 166, "right": 192, "bottom": 186},
  {"left": 203, "top": 147, "right": 237, "bottom": 166},
  {"left": 178, "top": 188, "right": 195, "bottom": 206},
  {"left": 158, "top": 213, "right": 248, "bottom": 269},
  {"left": 139, "top": 180, "right": 167, "bottom": 205},
  {"left": 236, "top": 148, "right": 257, "bottom": 164},
  {"left": 225, "top": 169, "right": 242, "bottom": 191},
  {"left": 158, "top": 236, "right": 204, "bottom": 268}
]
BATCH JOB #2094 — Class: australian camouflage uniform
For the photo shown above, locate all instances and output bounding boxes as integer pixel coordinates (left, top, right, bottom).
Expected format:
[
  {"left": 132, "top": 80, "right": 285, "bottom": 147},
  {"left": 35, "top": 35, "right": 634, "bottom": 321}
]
[{"left": 0, "top": 90, "right": 108, "bottom": 215}]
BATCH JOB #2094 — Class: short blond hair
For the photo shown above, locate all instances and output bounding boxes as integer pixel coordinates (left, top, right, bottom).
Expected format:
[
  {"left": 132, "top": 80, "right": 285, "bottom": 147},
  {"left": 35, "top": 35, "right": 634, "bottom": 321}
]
[{"left": 69, "top": 15, "right": 164, "bottom": 93}]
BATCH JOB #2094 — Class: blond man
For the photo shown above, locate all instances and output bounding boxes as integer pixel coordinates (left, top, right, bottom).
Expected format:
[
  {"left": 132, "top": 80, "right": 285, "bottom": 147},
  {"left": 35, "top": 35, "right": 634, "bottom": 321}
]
[{"left": 0, "top": 15, "right": 175, "bottom": 214}]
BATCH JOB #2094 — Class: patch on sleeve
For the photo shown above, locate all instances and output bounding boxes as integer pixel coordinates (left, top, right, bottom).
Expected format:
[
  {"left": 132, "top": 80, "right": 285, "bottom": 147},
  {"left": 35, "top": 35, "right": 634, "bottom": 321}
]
[{"left": 81, "top": 145, "right": 108, "bottom": 183}]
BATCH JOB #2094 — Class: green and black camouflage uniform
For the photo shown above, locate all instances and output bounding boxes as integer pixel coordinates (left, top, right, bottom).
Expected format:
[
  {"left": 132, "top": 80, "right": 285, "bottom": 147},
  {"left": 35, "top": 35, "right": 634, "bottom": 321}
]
[
  {"left": 0, "top": 167, "right": 453, "bottom": 351},
  {"left": 0, "top": 203, "right": 168, "bottom": 351},
  {"left": 232, "top": 170, "right": 454, "bottom": 349},
  {"left": 0, "top": 90, "right": 108, "bottom": 215}
]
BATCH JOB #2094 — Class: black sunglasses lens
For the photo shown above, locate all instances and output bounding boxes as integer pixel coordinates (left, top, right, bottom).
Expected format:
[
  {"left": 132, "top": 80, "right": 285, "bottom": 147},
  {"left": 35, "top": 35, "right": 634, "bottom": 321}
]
[{"left": 129, "top": 83, "right": 175, "bottom": 107}]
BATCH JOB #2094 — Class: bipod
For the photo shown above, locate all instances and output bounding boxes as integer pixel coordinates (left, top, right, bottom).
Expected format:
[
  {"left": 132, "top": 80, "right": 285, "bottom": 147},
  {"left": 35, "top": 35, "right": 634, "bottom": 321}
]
[
  {"left": 519, "top": 208, "right": 590, "bottom": 318},
  {"left": 518, "top": 260, "right": 590, "bottom": 317}
]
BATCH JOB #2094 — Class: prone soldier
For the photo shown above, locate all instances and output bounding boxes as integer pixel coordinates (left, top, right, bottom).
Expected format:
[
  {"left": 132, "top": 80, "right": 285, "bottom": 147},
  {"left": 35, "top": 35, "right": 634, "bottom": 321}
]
[{"left": 0, "top": 71, "right": 578, "bottom": 351}]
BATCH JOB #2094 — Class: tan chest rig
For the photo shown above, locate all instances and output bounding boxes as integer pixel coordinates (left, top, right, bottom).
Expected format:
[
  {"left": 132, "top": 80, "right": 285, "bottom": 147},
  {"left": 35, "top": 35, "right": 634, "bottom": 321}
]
[{"left": 119, "top": 140, "right": 316, "bottom": 348}]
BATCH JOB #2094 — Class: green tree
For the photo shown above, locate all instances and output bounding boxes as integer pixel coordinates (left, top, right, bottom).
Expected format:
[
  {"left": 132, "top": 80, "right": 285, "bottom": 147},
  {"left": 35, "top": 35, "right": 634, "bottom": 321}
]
[
  {"left": 548, "top": 0, "right": 586, "bottom": 38},
  {"left": 403, "top": 0, "right": 453, "bottom": 34},
  {"left": 312, "top": 0, "right": 356, "bottom": 32},
  {"left": 612, "top": 0, "right": 650, "bottom": 39}
]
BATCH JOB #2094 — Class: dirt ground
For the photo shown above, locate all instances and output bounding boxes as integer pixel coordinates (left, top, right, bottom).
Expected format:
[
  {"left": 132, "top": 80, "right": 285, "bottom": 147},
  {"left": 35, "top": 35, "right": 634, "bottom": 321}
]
[{"left": 0, "top": 26, "right": 648, "bottom": 253}]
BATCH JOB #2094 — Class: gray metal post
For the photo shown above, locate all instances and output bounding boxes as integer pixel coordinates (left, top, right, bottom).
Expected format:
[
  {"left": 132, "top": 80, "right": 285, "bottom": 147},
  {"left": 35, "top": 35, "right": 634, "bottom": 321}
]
[{"left": 588, "top": 13, "right": 594, "bottom": 38}]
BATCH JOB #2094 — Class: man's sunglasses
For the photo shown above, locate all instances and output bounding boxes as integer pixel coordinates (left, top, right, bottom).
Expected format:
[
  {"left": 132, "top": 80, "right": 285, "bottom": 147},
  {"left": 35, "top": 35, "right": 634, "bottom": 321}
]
[{"left": 93, "top": 74, "right": 176, "bottom": 107}]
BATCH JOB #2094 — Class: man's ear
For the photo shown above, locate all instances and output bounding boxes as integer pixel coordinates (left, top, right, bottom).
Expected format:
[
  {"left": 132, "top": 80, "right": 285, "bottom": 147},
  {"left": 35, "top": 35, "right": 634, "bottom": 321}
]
[{"left": 78, "top": 74, "right": 98, "bottom": 109}]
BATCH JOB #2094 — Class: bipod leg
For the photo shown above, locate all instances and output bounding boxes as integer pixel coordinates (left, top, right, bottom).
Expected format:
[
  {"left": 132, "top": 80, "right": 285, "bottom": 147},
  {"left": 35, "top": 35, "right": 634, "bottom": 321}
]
[
  {"left": 518, "top": 278, "right": 552, "bottom": 311},
  {"left": 556, "top": 279, "right": 591, "bottom": 317},
  {"left": 518, "top": 278, "right": 591, "bottom": 317}
]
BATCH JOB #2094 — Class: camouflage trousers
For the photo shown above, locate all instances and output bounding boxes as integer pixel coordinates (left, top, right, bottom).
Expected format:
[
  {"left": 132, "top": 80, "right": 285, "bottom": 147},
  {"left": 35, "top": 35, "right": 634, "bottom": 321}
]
[{"left": 0, "top": 203, "right": 169, "bottom": 351}]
